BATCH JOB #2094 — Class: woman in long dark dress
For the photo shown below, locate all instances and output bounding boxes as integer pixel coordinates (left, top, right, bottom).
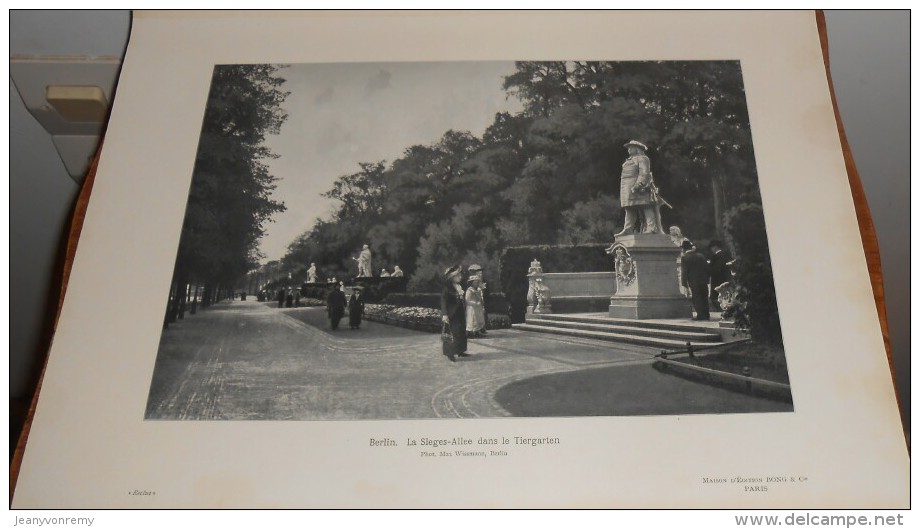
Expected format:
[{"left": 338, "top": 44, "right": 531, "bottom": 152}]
[
  {"left": 348, "top": 288, "right": 365, "bottom": 329},
  {"left": 440, "top": 265, "right": 469, "bottom": 362}
]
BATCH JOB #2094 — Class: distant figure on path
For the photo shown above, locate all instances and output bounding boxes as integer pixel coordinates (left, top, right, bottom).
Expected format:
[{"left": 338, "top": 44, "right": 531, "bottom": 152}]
[
  {"left": 327, "top": 283, "right": 347, "bottom": 330},
  {"left": 348, "top": 288, "right": 365, "bottom": 329},
  {"left": 615, "top": 140, "right": 666, "bottom": 236},
  {"left": 440, "top": 265, "right": 469, "bottom": 362},
  {"left": 277, "top": 288, "right": 285, "bottom": 308},
  {"left": 680, "top": 240, "right": 710, "bottom": 321}
]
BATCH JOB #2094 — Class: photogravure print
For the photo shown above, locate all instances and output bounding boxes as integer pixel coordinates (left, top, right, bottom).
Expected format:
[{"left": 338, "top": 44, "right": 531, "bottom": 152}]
[{"left": 145, "top": 60, "right": 792, "bottom": 421}]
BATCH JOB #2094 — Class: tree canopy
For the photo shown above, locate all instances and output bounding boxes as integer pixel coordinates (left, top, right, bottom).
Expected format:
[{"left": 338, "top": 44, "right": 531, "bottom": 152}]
[{"left": 279, "top": 60, "right": 764, "bottom": 292}]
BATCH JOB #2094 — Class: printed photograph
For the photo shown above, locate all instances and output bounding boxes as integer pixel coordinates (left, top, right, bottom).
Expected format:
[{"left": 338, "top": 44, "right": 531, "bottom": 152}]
[{"left": 145, "top": 60, "right": 792, "bottom": 420}]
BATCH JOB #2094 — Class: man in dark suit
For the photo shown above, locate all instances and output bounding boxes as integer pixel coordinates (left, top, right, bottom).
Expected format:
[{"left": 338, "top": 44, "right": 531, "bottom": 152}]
[
  {"left": 708, "top": 240, "right": 732, "bottom": 309},
  {"left": 680, "top": 240, "right": 710, "bottom": 321},
  {"left": 326, "top": 283, "right": 347, "bottom": 330},
  {"left": 348, "top": 287, "right": 365, "bottom": 329}
]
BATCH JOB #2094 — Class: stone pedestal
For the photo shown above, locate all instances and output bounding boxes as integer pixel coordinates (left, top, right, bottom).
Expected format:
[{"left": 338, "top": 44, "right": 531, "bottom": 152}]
[
  {"left": 608, "top": 233, "right": 691, "bottom": 319},
  {"left": 525, "top": 259, "right": 552, "bottom": 315},
  {"left": 536, "top": 272, "right": 616, "bottom": 315}
]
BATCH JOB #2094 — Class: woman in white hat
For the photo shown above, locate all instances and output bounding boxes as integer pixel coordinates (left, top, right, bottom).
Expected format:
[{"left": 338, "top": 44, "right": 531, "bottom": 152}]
[{"left": 465, "top": 274, "right": 486, "bottom": 338}]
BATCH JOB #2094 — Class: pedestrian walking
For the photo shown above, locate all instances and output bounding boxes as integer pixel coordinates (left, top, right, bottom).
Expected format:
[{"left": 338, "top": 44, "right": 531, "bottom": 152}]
[
  {"left": 348, "top": 287, "right": 365, "bottom": 329},
  {"left": 440, "top": 265, "right": 469, "bottom": 361},
  {"left": 327, "top": 283, "right": 347, "bottom": 330}
]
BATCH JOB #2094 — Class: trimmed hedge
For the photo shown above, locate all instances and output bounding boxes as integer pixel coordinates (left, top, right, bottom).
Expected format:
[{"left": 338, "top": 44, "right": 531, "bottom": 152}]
[
  {"left": 487, "top": 313, "right": 512, "bottom": 330},
  {"left": 383, "top": 292, "right": 440, "bottom": 309},
  {"left": 350, "top": 276, "right": 408, "bottom": 303},
  {"left": 301, "top": 283, "right": 333, "bottom": 301},
  {"left": 722, "top": 203, "right": 782, "bottom": 345},
  {"left": 500, "top": 244, "right": 612, "bottom": 323}
]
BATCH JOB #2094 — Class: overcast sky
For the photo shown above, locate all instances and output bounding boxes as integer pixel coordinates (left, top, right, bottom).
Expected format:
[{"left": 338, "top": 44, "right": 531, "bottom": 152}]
[{"left": 259, "top": 61, "right": 524, "bottom": 263}]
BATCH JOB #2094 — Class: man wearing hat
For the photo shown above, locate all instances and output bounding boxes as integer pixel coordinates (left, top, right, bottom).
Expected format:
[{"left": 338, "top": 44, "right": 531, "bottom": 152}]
[
  {"left": 466, "top": 264, "right": 487, "bottom": 336},
  {"left": 615, "top": 140, "right": 664, "bottom": 237},
  {"left": 680, "top": 240, "right": 711, "bottom": 321},
  {"left": 440, "top": 265, "right": 469, "bottom": 361},
  {"left": 326, "top": 282, "right": 347, "bottom": 330},
  {"left": 348, "top": 286, "right": 365, "bottom": 330}
]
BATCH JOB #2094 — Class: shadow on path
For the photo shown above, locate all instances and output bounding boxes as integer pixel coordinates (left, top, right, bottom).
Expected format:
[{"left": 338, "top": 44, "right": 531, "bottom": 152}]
[{"left": 494, "top": 363, "right": 794, "bottom": 417}]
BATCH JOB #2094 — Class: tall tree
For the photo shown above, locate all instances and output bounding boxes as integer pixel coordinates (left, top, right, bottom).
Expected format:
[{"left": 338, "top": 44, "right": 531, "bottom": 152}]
[
  {"left": 167, "top": 64, "right": 289, "bottom": 320},
  {"left": 279, "top": 60, "right": 763, "bottom": 296}
]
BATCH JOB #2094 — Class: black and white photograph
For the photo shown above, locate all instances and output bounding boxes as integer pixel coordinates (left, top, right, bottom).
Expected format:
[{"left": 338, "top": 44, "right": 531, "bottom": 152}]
[
  {"left": 12, "top": 11, "right": 909, "bottom": 510},
  {"left": 145, "top": 60, "right": 792, "bottom": 421}
]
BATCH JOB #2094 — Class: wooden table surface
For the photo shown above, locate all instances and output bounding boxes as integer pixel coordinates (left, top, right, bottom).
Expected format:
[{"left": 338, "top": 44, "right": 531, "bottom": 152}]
[{"left": 8, "top": 11, "right": 906, "bottom": 503}]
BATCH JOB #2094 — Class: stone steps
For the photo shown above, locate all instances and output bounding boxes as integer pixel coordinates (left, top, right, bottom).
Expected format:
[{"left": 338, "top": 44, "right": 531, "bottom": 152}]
[
  {"left": 532, "top": 313, "right": 720, "bottom": 334},
  {"left": 515, "top": 313, "right": 722, "bottom": 350}
]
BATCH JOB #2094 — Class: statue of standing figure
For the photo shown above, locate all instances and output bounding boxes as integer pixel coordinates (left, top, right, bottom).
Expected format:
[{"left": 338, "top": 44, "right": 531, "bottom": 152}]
[
  {"left": 353, "top": 244, "right": 372, "bottom": 277},
  {"left": 307, "top": 262, "right": 318, "bottom": 283},
  {"left": 615, "top": 140, "right": 668, "bottom": 237},
  {"left": 526, "top": 259, "right": 543, "bottom": 311},
  {"left": 668, "top": 226, "right": 692, "bottom": 297}
]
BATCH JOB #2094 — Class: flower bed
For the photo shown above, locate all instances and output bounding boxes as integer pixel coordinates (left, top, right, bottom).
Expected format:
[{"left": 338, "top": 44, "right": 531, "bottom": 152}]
[
  {"left": 364, "top": 304, "right": 512, "bottom": 333},
  {"left": 299, "top": 298, "right": 326, "bottom": 307},
  {"left": 364, "top": 304, "right": 442, "bottom": 333},
  {"left": 487, "top": 313, "right": 511, "bottom": 330}
]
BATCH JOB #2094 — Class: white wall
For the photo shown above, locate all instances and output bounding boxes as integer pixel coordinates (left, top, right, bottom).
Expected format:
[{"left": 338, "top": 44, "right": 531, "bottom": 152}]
[{"left": 8, "top": 10, "right": 909, "bottom": 429}]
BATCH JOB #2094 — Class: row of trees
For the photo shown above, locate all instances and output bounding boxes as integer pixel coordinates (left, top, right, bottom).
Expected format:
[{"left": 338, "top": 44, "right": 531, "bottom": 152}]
[
  {"left": 165, "top": 64, "right": 289, "bottom": 322},
  {"left": 282, "top": 60, "right": 764, "bottom": 293},
  {"left": 164, "top": 60, "right": 779, "bottom": 344}
]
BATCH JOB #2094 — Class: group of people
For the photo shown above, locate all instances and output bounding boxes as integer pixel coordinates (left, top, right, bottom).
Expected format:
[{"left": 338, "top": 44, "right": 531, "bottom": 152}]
[
  {"left": 676, "top": 236, "right": 733, "bottom": 321},
  {"left": 273, "top": 287, "right": 301, "bottom": 308},
  {"left": 440, "top": 264, "right": 488, "bottom": 362},
  {"left": 326, "top": 283, "right": 365, "bottom": 330}
]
